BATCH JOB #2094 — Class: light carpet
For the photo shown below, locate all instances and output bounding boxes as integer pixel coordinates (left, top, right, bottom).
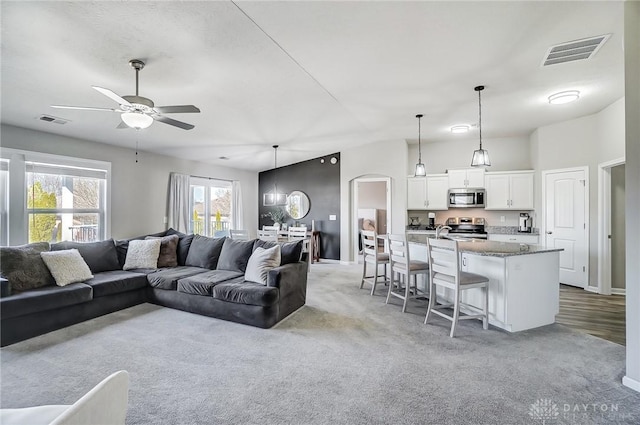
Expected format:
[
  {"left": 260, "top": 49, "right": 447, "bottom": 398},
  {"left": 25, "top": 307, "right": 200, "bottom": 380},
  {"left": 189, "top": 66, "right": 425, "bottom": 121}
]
[{"left": 1, "top": 262, "right": 639, "bottom": 424}]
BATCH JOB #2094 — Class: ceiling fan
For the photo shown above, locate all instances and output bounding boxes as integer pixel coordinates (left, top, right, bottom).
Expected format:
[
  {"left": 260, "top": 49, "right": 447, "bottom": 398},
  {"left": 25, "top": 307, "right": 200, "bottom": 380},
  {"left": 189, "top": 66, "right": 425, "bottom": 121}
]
[{"left": 52, "top": 59, "right": 200, "bottom": 130}]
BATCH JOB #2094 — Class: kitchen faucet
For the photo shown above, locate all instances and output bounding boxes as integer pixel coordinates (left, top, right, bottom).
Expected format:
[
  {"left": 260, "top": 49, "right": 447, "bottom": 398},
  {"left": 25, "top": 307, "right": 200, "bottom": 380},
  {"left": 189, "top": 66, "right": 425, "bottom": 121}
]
[{"left": 435, "top": 225, "right": 452, "bottom": 239}]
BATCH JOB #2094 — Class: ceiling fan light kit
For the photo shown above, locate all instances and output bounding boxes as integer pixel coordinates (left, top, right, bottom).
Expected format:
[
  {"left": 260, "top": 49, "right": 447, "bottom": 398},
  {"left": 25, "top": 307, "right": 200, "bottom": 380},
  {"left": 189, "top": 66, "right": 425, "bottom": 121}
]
[
  {"left": 51, "top": 59, "right": 200, "bottom": 130},
  {"left": 470, "top": 85, "right": 491, "bottom": 167}
]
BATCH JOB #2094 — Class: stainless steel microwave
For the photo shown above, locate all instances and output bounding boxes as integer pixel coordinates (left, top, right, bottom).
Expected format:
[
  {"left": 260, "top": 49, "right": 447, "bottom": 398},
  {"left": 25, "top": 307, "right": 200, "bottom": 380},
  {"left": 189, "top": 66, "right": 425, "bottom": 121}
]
[{"left": 448, "top": 188, "right": 485, "bottom": 208}]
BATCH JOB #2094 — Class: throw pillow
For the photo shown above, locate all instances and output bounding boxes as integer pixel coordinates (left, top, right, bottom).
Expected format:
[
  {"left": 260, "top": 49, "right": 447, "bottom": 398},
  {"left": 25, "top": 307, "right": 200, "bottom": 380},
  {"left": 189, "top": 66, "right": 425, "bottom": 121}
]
[
  {"left": 253, "top": 239, "right": 303, "bottom": 265},
  {"left": 145, "top": 234, "right": 179, "bottom": 267},
  {"left": 166, "top": 228, "right": 194, "bottom": 266},
  {"left": 51, "top": 239, "right": 120, "bottom": 273},
  {"left": 123, "top": 239, "right": 162, "bottom": 270},
  {"left": 217, "top": 238, "right": 255, "bottom": 272},
  {"left": 185, "top": 235, "right": 226, "bottom": 269},
  {"left": 40, "top": 249, "right": 94, "bottom": 287},
  {"left": 0, "top": 242, "right": 55, "bottom": 291},
  {"left": 245, "top": 246, "right": 281, "bottom": 285}
]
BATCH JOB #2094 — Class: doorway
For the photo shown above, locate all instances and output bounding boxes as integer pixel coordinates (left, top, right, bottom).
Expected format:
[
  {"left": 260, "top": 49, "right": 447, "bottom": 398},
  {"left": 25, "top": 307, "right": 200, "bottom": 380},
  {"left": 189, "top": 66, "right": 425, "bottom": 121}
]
[
  {"left": 542, "top": 167, "right": 589, "bottom": 288},
  {"left": 598, "top": 157, "right": 626, "bottom": 295},
  {"left": 352, "top": 177, "right": 391, "bottom": 262}
]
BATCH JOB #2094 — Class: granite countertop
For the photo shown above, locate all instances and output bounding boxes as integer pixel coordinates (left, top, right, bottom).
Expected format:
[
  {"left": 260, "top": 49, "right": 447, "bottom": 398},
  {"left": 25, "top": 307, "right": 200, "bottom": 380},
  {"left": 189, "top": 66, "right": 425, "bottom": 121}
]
[
  {"left": 407, "top": 234, "right": 562, "bottom": 257},
  {"left": 486, "top": 226, "right": 540, "bottom": 236}
]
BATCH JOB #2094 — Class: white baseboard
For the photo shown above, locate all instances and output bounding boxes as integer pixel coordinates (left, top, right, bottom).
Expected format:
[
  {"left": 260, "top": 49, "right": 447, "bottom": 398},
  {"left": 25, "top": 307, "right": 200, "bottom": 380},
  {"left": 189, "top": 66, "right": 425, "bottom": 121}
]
[
  {"left": 339, "top": 260, "right": 355, "bottom": 266},
  {"left": 586, "top": 285, "right": 599, "bottom": 293},
  {"left": 611, "top": 288, "right": 626, "bottom": 296},
  {"left": 623, "top": 375, "right": 640, "bottom": 393}
]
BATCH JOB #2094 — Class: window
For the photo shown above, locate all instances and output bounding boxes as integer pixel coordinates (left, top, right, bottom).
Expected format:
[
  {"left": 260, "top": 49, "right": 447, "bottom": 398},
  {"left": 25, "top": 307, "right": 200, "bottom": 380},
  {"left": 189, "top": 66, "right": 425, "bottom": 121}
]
[
  {"left": 1, "top": 149, "right": 110, "bottom": 245},
  {"left": 189, "top": 178, "right": 233, "bottom": 237}
]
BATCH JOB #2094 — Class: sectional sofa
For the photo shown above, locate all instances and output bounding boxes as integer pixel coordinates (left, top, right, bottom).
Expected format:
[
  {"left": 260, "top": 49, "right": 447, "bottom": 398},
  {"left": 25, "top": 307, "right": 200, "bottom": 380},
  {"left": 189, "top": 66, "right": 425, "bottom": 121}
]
[{"left": 0, "top": 229, "right": 308, "bottom": 347}]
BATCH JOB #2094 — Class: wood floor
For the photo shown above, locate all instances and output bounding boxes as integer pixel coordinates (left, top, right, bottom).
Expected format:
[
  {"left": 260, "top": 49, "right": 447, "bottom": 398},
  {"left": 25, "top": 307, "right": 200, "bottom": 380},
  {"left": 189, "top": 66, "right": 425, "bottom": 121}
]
[{"left": 557, "top": 284, "right": 626, "bottom": 345}]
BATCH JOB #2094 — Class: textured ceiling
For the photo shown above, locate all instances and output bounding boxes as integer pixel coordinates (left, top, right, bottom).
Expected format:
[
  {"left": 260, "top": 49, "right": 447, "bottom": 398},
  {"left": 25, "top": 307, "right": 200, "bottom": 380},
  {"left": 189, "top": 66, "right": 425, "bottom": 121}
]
[{"left": 0, "top": 1, "right": 624, "bottom": 171}]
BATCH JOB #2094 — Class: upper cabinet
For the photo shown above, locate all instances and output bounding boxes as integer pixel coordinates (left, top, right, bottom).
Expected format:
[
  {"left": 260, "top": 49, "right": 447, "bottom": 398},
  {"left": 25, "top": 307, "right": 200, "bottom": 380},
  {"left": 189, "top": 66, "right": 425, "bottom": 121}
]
[
  {"left": 447, "top": 168, "right": 485, "bottom": 188},
  {"left": 407, "top": 176, "right": 427, "bottom": 209},
  {"left": 407, "top": 174, "right": 449, "bottom": 210},
  {"left": 485, "top": 171, "right": 534, "bottom": 210}
]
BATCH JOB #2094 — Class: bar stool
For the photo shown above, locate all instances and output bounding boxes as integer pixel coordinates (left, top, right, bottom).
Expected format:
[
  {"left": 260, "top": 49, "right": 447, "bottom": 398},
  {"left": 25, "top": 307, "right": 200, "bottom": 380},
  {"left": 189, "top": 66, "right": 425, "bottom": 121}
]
[
  {"left": 359, "top": 230, "right": 389, "bottom": 295},
  {"left": 386, "top": 233, "right": 430, "bottom": 313},
  {"left": 425, "top": 238, "right": 489, "bottom": 337}
]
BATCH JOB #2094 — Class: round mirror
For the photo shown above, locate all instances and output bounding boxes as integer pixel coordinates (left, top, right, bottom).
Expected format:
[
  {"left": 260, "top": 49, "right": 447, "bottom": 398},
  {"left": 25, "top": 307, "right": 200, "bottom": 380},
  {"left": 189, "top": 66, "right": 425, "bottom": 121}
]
[{"left": 286, "top": 190, "right": 310, "bottom": 219}]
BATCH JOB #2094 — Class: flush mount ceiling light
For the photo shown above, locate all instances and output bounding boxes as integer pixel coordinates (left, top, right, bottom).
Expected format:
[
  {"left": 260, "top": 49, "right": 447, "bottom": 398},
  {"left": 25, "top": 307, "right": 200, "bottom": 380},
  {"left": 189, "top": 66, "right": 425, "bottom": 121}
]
[
  {"left": 263, "top": 145, "right": 288, "bottom": 206},
  {"left": 470, "top": 85, "right": 491, "bottom": 167},
  {"left": 451, "top": 125, "right": 469, "bottom": 134},
  {"left": 548, "top": 90, "right": 580, "bottom": 105},
  {"left": 414, "top": 114, "right": 426, "bottom": 177}
]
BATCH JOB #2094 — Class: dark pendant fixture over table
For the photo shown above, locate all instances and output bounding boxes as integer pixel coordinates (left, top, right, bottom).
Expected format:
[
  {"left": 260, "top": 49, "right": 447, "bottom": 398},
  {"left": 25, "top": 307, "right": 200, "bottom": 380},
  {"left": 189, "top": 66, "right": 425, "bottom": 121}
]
[
  {"left": 414, "top": 114, "right": 426, "bottom": 176},
  {"left": 471, "top": 85, "right": 491, "bottom": 167},
  {"left": 263, "top": 145, "right": 288, "bottom": 206}
]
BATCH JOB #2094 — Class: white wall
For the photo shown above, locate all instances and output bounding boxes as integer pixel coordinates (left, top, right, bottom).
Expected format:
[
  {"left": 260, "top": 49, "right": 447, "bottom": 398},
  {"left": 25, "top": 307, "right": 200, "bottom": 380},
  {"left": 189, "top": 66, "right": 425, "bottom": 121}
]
[
  {"left": 530, "top": 97, "right": 626, "bottom": 288},
  {"left": 340, "top": 139, "right": 408, "bottom": 263},
  {"left": 0, "top": 124, "right": 259, "bottom": 240},
  {"left": 407, "top": 136, "right": 532, "bottom": 173},
  {"left": 357, "top": 181, "right": 387, "bottom": 209},
  {"left": 624, "top": 0, "right": 640, "bottom": 393}
]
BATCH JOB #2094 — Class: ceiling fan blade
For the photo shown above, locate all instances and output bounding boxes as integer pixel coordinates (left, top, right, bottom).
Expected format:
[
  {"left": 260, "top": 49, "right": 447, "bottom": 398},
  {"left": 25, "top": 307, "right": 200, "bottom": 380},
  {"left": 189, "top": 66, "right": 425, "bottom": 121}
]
[
  {"left": 154, "top": 105, "right": 200, "bottom": 114},
  {"left": 153, "top": 115, "right": 195, "bottom": 130},
  {"left": 51, "top": 105, "right": 118, "bottom": 112},
  {"left": 92, "top": 86, "right": 132, "bottom": 106}
]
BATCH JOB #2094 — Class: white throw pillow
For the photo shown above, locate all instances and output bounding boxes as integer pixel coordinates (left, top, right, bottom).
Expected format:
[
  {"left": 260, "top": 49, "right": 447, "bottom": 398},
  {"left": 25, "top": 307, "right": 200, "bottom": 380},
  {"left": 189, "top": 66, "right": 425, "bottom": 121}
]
[
  {"left": 123, "top": 239, "right": 162, "bottom": 270},
  {"left": 40, "top": 249, "right": 94, "bottom": 287},
  {"left": 245, "top": 245, "right": 281, "bottom": 285}
]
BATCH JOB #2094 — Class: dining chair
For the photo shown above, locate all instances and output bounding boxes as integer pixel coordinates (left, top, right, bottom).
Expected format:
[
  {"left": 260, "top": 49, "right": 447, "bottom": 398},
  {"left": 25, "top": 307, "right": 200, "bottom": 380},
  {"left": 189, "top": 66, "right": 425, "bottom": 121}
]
[
  {"left": 425, "top": 238, "right": 489, "bottom": 337},
  {"left": 263, "top": 224, "right": 280, "bottom": 231},
  {"left": 229, "top": 229, "right": 250, "bottom": 240},
  {"left": 359, "top": 230, "right": 389, "bottom": 295},
  {"left": 288, "top": 226, "right": 309, "bottom": 253},
  {"left": 386, "top": 233, "right": 430, "bottom": 313},
  {"left": 257, "top": 229, "right": 278, "bottom": 242}
]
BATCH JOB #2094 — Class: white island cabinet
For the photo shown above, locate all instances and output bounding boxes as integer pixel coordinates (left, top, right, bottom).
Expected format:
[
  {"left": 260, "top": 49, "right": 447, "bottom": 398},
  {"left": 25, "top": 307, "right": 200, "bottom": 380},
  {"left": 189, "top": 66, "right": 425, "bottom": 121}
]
[{"left": 408, "top": 238, "right": 561, "bottom": 332}]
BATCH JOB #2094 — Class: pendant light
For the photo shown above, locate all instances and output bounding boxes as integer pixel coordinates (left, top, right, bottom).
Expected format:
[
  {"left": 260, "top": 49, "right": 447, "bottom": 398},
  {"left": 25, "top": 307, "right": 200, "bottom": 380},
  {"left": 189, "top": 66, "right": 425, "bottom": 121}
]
[
  {"left": 263, "top": 145, "right": 288, "bottom": 206},
  {"left": 414, "top": 114, "right": 426, "bottom": 176},
  {"left": 471, "top": 85, "right": 491, "bottom": 167}
]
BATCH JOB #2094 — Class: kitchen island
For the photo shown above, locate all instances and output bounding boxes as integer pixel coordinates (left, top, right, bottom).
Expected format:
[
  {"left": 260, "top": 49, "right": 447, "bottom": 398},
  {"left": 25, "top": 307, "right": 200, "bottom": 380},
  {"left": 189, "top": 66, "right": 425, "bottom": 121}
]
[{"left": 408, "top": 234, "right": 563, "bottom": 332}]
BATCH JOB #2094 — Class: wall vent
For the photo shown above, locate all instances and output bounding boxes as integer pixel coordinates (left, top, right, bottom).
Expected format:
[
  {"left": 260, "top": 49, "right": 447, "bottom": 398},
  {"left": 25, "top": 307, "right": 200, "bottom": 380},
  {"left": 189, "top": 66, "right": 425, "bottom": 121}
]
[
  {"left": 542, "top": 34, "right": 610, "bottom": 66},
  {"left": 38, "top": 114, "right": 69, "bottom": 124}
]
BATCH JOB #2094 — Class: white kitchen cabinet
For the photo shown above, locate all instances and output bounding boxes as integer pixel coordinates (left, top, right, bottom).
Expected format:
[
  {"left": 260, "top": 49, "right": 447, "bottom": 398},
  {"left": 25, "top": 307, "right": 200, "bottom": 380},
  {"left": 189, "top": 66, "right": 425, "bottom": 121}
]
[
  {"left": 407, "top": 176, "right": 427, "bottom": 209},
  {"left": 488, "top": 234, "right": 539, "bottom": 245},
  {"left": 484, "top": 171, "right": 534, "bottom": 210},
  {"left": 447, "top": 168, "right": 485, "bottom": 188},
  {"left": 425, "top": 175, "right": 449, "bottom": 210}
]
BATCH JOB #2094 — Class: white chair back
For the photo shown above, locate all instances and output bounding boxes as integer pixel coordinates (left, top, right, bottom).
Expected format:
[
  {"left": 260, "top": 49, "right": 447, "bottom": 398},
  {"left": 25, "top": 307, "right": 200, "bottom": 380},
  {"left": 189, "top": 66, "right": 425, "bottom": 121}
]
[
  {"left": 258, "top": 229, "right": 278, "bottom": 242},
  {"left": 387, "top": 233, "right": 410, "bottom": 270},
  {"left": 287, "top": 226, "right": 307, "bottom": 241},
  {"left": 229, "top": 229, "right": 250, "bottom": 240},
  {"left": 361, "top": 230, "right": 378, "bottom": 261},
  {"left": 427, "top": 238, "right": 460, "bottom": 289},
  {"left": 263, "top": 224, "right": 280, "bottom": 231}
]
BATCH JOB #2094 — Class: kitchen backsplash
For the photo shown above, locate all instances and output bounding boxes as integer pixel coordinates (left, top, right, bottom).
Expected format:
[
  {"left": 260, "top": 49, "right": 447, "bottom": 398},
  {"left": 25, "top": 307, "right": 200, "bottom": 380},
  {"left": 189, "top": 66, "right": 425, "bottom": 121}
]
[{"left": 407, "top": 208, "right": 536, "bottom": 228}]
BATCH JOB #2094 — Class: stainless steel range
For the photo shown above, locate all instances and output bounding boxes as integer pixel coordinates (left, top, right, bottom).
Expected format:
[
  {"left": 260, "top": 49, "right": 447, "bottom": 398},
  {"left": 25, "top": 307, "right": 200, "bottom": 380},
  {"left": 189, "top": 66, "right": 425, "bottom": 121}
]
[{"left": 444, "top": 217, "right": 487, "bottom": 240}]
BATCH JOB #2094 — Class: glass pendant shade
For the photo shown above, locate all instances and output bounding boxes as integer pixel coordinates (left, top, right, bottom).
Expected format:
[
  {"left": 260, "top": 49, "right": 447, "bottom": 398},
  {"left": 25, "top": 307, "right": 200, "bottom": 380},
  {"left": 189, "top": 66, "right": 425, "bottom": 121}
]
[
  {"left": 415, "top": 162, "right": 426, "bottom": 177},
  {"left": 121, "top": 112, "right": 153, "bottom": 129},
  {"left": 263, "top": 145, "right": 288, "bottom": 206},
  {"left": 471, "top": 148, "right": 491, "bottom": 166}
]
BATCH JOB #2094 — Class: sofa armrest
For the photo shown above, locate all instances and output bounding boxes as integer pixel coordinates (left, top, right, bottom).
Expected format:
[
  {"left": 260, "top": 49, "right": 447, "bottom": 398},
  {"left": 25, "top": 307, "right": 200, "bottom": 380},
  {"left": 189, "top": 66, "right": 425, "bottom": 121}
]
[
  {"left": 0, "top": 278, "right": 10, "bottom": 298},
  {"left": 266, "top": 261, "right": 308, "bottom": 298}
]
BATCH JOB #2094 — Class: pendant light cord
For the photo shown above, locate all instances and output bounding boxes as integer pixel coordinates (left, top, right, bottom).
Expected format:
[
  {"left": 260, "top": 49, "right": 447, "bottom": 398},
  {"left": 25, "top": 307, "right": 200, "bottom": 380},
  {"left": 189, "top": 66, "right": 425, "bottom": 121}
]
[
  {"left": 418, "top": 116, "right": 422, "bottom": 162},
  {"left": 478, "top": 87, "right": 483, "bottom": 150}
]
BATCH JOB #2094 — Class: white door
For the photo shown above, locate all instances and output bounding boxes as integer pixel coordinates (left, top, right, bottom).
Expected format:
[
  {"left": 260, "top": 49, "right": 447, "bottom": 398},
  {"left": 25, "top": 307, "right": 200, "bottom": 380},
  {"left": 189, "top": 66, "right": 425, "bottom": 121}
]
[
  {"left": 426, "top": 176, "right": 449, "bottom": 210},
  {"left": 484, "top": 174, "right": 510, "bottom": 209},
  {"left": 447, "top": 170, "right": 468, "bottom": 188},
  {"left": 407, "top": 177, "right": 427, "bottom": 209},
  {"left": 544, "top": 169, "right": 588, "bottom": 287},
  {"left": 510, "top": 173, "right": 534, "bottom": 209},
  {"left": 466, "top": 168, "right": 486, "bottom": 188}
]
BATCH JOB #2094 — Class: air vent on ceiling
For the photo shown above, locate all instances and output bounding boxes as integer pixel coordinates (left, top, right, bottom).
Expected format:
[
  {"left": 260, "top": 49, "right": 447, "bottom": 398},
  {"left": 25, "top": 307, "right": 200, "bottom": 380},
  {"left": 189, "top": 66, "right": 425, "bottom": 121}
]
[
  {"left": 542, "top": 34, "right": 610, "bottom": 66},
  {"left": 38, "top": 114, "right": 69, "bottom": 124}
]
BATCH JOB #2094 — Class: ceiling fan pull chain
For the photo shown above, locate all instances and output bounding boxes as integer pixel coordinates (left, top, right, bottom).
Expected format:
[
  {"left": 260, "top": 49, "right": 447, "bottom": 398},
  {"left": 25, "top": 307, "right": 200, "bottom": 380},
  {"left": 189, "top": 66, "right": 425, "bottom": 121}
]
[{"left": 135, "top": 139, "right": 139, "bottom": 163}]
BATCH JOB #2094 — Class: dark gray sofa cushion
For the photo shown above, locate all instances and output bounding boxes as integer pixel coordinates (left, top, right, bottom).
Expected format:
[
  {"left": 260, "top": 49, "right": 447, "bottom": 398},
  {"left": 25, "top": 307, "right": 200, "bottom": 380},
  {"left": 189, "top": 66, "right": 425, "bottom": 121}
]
[
  {"left": 177, "top": 271, "right": 243, "bottom": 296},
  {"left": 146, "top": 266, "right": 209, "bottom": 290},
  {"left": 51, "top": 239, "right": 120, "bottom": 273},
  {"left": 212, "top": 281, "right": 279, "bottom": 307},
  {"left": 0, "top": 283, "right": 92, "bottom": 320},
  {"left": 217, "top": 238, "right": 254, "bottom": 272},
  {"left": 185, "top": 235, "right": 225, "bottom": 269},
  {"left": 83, "top": 270, "right": 148, "bottom": 298},
  {"left": 0, "top": 242, "right": 55, "bottom": 291},
  {"left": 166, "top": 229, "right": 195, "bottom": 266},
  {"left": 253, "top": 239, "right": 303, "bottom": 265}
]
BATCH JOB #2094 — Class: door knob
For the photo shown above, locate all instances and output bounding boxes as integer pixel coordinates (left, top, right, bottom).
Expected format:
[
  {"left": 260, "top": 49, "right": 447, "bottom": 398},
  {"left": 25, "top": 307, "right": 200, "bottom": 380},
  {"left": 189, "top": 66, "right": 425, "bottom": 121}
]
[{"left": 546, "top": 231, "right": 553, "bottom": 234}]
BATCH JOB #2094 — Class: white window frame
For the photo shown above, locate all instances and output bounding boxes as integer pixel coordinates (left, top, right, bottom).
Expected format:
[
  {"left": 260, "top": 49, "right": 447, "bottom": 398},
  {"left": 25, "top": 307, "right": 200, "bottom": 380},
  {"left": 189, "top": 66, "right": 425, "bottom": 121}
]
[
  {"left": 0, "top": 148, "right": 111, "bottom": 245},
  {"left": 189, "top": 177, "right": 233, "bottom": 237}
]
